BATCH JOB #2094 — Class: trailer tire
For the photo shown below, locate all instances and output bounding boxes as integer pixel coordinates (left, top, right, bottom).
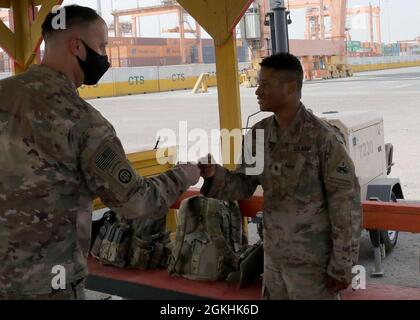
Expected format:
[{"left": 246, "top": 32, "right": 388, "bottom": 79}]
[
  {"left": 369, "top": 192, "right": 399, "bottom": 253},
  {"left": 381, "top": 229, "right": 398, "bottom": 252}
]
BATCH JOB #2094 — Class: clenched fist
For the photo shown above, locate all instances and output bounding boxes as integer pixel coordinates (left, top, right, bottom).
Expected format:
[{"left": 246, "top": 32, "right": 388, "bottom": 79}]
[
  {"left": 198, "top": 154, "right": 217, "bottom": 178},
  {"left": 175, "top": 162, "right": 201, "bottom": 186}
]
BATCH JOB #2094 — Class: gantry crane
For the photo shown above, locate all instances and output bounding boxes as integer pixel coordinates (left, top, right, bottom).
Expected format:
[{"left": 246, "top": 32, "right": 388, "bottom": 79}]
[
  {"left": 112, "top": 0, "right": 203, "bottom": 64},
  {"left": 305, "top": 3, "right": 381, "bottom": 54},
  {"left": 242, "top": 0, "right": 381, "bottom": 80}
]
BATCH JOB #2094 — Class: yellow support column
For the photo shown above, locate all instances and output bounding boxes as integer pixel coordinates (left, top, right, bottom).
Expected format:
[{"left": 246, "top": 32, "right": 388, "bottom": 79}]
[
  {"left": 215, "top": 33, "right": 242, "bottom": 170},
  {"left": 11, "top": 0, "right": 31, "bottom": 74},
  {"left": 0, "top": 5, "right": 15, "bottom": 61},
  {"left": 176, "top": 0, "right": 253, "bottom": 236},
  {"left": 0, "top": 0, "right": 63, "bottom": 74},
  {"left": 177, "top": 0, "right": 253, "bottom": 169}
]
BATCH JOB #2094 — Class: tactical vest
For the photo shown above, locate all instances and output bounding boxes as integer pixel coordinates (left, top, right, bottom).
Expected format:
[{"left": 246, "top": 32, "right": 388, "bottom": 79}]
[
  {"left": 168, "top": 195, "right": 257, "bottom": 282},
  {"left": 90, "top": 211, "right": 171, "bottom": 269},
  {"left": 90, "top": 211, "right": 131, "bottom": 267},
  {"left": 127, "top": 218, "right": 172, "bottom": 270}
]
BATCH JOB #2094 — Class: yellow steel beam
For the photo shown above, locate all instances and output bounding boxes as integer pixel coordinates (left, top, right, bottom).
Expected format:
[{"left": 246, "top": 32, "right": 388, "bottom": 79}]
[
  {"left": 177, "top": 0, "right": 252, "bottom": 46},
  {"left": 0, "top": 17, "right": 14, "bottom": 56},
  {"left": 226, "top": 0, "right": 253, "bottom": 36},
  {"left": 33, "top": 0, "right": 47, "bottom": 5},
  {"left": 0, "top": 0, "right": 62, "bottom": 74},
  {"left": 0, "top": 0, "right": 10, "bottom": 8},
  {"left": 29, "top": 0, "right": 63, "bottom": 66},
  {"left": 11, "top": 0, "right": 31, "bottom": 74},
  {"left": 176, "top": 0, "right": 252, "bottom": 171},
  {"left": 215, "top": 33, "right": 242, "bottom": 170}
]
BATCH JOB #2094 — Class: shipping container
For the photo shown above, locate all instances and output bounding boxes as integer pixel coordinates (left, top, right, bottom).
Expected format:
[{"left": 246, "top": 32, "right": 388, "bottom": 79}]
[
  {"left": 105, "top": 36, "right": 249, "bottom": 66},
  {"left": 121, "top": 56, "right": 183, "bottom": 67},
  {"left": 203, "top": 46, "right": 215, "bottom": 64},
  {"left": 237, "top": 44, "right": 249, "bottom": 62},
  {"left": 129, "top": 45, "right": 162, "bottom": 58},
  {"left": 161, "top": 46, "right": 182, "bottom": 57},
  {"left": 133, "top": 37, "right": 167, "bottom": 46},
  {"left": 166, "top": 38, "right": 197, "bottom": 46},
  {"left": 346, "top": 41, "right": 361, "bottom": 49},
  {"left": 202, "top": 39, "right": 214, "bottom": 47},
  {"left": 108, "top": 37, "right": 135, "bottom": 46},
  {"left": 110, "top": 58, "right": 121, "bottom": 68}
]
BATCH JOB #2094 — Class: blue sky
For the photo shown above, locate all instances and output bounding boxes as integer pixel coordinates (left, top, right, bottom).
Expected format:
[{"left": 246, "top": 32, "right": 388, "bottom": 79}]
[{"left": 62, "top": 0, "right": 420, "bottom": 43}]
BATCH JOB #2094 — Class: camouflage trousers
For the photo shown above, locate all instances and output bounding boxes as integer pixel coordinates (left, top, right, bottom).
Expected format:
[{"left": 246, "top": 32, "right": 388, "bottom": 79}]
[
  {"left": 262, "top": 254, "right": 340, "bottom": 300},
  {"left": 0, "top": 278, "right": 85, "bottom": 300}
]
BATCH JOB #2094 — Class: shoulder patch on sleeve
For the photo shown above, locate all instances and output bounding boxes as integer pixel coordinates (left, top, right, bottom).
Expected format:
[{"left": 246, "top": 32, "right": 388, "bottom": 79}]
[
  {"left": 118, "top": 169, "right": 133, "bottom": 184},
  {"left": 95, "top": 146, "right": 118, "bottom": 171},
  {"left": 327, "top": 158, "right": 354, "bottom": 188},
  {"left": 92, "top": 140, "right": 136, "bottom": 190}
]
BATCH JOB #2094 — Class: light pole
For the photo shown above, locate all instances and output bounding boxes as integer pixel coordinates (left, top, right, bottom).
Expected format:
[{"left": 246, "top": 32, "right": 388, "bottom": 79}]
[
  {"left": 269, "top": 0, "right": 290, "bottom": 53},
  {"left": 97, "top": 0, "right": 102, "bottom": 17},
  {"left": 386, "top": 0, "right": 391, "bottom": 44}
]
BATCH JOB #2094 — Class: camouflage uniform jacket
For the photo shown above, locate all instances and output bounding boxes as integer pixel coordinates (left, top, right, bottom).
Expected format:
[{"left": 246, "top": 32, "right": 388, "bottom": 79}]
[
  {"left": 201, "top": 104, "right": 362, "bottom": 284},
  {"left": 0, "top": 65, "right": 190, "bottom": 295}
]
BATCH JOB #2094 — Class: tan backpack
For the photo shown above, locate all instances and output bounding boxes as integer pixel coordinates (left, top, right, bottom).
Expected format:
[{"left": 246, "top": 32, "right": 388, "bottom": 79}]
[{"left": 168, "top": 196, "right": 244, "bottom": 281}]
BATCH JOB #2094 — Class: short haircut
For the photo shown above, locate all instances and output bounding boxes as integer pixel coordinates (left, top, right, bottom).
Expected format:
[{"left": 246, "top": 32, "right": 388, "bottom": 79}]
[
  {"left": 260, "top": 52, "right": 304, "bottom": 92},
  {"left": 42, "top": 5, "right": 101, "bottom": 41}
]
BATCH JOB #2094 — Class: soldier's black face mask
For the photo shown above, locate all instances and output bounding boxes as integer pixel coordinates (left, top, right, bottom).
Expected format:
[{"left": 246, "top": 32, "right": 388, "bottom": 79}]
[{"left": 76, "top": 39, "right": 110, "bottom": 85}]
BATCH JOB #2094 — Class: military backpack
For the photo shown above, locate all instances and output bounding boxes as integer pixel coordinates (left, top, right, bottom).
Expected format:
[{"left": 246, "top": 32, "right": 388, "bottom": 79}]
[{"left": 168, "top": 195, "right": 262, "bottom": 284}]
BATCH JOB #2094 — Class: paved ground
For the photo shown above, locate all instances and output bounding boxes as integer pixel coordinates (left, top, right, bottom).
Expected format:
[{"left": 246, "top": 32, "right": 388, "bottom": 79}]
[{"left": 87, "top": 66, "right": 420, "bottom": 299}]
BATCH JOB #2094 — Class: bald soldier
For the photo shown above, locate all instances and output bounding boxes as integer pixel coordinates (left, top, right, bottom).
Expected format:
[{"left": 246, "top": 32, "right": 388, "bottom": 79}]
[
  {"left": 199, "top": 53, "right": 362, "bottom": 300},
  {"left": 0, "top": 5, "right": 200, "bottom": 299}
]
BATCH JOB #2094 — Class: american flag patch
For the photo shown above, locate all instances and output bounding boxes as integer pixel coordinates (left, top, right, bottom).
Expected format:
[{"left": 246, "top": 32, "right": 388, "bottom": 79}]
[{"left": 95, "top": 147, "right": 117, "bottom": 170}]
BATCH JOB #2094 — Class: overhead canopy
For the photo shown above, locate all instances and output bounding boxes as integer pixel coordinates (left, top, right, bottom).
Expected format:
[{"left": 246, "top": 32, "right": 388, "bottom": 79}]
[
  {"left": 0, "top": 0, "right": 254, "bottom": 169},
  {"left": 177, "top": 0, "right": 253, "bottom": 46}
]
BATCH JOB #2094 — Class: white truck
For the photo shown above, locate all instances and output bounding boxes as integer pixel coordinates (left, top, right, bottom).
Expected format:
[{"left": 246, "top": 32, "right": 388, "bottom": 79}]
[{"left": 320, "top": 110, "right": 403, "bottom": 276}]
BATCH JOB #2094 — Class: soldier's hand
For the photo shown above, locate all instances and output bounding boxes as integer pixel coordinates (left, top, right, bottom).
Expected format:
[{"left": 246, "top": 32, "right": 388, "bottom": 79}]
[
  {"left": 198, "top": 154, "right": 216, "bottom": 178},
  {"left": 326, "top": 276, "right": 350, "bottom": 292},
  {"left": 176, "top": 162, "right": 200, "bottom": 186}
]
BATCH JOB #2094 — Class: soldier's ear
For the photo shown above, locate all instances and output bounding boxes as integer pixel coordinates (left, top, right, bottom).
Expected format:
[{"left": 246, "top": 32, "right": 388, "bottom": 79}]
[
  {"left": 286, "top": 81, "right": 298, "bottom": 95},
  {"left": 69, "top": 36, "right": 84, "bottom": 59}
]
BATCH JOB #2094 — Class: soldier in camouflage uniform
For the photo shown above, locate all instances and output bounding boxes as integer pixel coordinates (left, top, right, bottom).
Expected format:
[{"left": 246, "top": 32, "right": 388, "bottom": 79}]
[
  {"left": 199, "top": 53, "right": 362, "bottom": 300},
  {"left": 0, "top": 5, "right": 200, "bottom": 299}
]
